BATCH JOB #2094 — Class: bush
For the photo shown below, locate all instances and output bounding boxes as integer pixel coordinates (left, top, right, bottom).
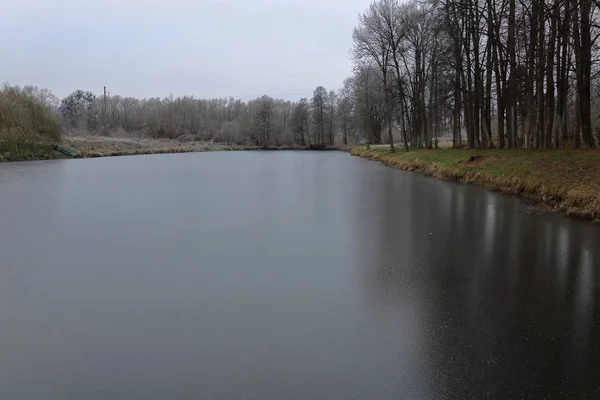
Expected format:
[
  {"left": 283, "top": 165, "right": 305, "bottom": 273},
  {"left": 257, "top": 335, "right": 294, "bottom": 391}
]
[{"left": 0, "top": 84, "right": 62, "bottom": 159}]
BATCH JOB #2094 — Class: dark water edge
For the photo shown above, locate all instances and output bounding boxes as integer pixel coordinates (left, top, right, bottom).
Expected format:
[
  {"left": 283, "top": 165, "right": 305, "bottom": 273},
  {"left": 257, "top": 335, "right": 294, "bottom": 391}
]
[{"left": 1, "top": 151, "right": 599, "bottom": 399}]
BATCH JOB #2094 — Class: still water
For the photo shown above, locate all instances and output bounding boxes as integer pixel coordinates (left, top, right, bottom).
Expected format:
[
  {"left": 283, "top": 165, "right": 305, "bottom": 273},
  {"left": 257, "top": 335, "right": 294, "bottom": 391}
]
[{"left": 1, "top": 151, "right": 599, "bottom": 399}]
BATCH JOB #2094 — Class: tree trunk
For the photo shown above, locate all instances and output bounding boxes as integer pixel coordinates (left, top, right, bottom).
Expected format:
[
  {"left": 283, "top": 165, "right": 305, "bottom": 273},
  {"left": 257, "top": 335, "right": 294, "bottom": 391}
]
[
  {"left": 484, "top": 36, "right": 493, "bottom": 148},
  {"left": 573, "top": 0, "right": 582, "bottom": 149},
  {"left": 546, "top": 0, "right": 559, "bottom": 149},
  {"left": 557, "top": 1, "right": 570, "bottom": 149},
  {"left": 506, "top": 0, "right": 517, "bottom": 149},
  {"left": 383, "top": 73, "right": 395, "bottom": 152},
  {"left": 525, "top": 0, "right": 538, "bottom": 149},
  {"left": 328, "top": 108, "right": 334, "bottom": 145},
  {"left": 464, "top": 33, "right": 475, "bottom": 148},
  {"left": 579, "top": 0, "right": 594, "bottom": 147},
  {"left": 470, "top": 0, "right": 482, "bottom": 149},
  {"left": 535, "top": 0, "right": 545, "bottom": 149},
  {"left": 493, "top": 37, "right": 505, "bottom": 148}
]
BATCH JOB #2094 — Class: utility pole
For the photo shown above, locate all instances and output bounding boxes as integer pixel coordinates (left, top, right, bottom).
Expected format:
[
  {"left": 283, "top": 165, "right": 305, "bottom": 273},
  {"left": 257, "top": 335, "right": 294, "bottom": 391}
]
[{"left": 103, "top": 86, "right": 107, "bottom": 128}]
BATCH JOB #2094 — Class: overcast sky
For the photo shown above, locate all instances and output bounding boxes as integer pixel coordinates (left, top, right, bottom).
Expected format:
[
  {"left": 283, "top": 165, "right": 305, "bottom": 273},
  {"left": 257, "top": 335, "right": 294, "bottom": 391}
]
[{"left": 1, "top": 0, "right": 371, "bottom": 100}]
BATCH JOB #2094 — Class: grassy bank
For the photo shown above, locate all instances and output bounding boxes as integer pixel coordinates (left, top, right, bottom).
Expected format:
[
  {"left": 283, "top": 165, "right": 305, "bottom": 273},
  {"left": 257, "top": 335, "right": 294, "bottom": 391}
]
[
  {"left": 0, "top": 136, "right": 59, "bottom": 161},
  {"left": 61, "top": 137, "right": 342, "bottom": 158},
  {"left": 0, "top": 135, "right": 342, "bottom": 162},
  {"left": 351, "top": 146, "right": 600, "bottom": 221},
  {"left": 62, "top": 136, "right": 256, "bottom": 158}
]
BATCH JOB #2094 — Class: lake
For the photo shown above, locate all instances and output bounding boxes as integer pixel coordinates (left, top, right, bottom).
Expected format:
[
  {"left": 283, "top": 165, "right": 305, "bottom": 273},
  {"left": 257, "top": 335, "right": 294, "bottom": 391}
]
[{"left": 1, "top": 151, "right": 599, "bottom": 399}]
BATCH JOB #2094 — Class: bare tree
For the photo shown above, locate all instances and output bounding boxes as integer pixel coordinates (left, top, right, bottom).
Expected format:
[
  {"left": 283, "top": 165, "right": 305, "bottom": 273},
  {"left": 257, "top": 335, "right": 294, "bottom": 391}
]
[
  {"left": 252, "top": 95, "right": 275, "bottom": 148},
  {"left": 337, "top": 80, "right": 355, "bottom": 145},
  {"left": 353, "top": 0, "right": 396, "bottom": 151},
  {"left": 311, "top": 86, "right": 329, "bottom": 146},
  {"left": 327, "top": 90, "right": 337, "bottom": 145},
  {"left": 292, "top": 99, "right": 310, "bottom": 146}
]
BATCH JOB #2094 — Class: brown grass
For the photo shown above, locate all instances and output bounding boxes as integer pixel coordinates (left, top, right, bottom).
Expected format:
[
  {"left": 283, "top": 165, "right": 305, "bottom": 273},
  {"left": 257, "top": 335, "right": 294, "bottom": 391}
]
[
  {"left": 351, "top": 146, "right": 600, "bottom": 221},
  {"left": 0, "top": 134, "right": 345, "bottom": 162},
  {"left": 43, "top": 136, "right": 339, "bottom": 159},
  {"left": 61, "top": 136, "right": 253, "bottom": 158}
]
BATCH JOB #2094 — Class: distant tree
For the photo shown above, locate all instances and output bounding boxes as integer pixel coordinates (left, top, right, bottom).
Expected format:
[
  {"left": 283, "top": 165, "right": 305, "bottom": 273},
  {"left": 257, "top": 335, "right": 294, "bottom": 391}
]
[
  {"left": 327, "top": 90, "right": 337, "bottom": 145},
  {"left": 337, "top": 81, "right": 354, "bottom": 145},
  {"left": 350, "top": 63, "right": 385, "bottom": 147},
  {"left": 218, "top": 121, "right": 243, "bottom": 143},
  {"left": 274, "top": 100, "right": 293, "bottom": 146},
  {"left": 21, "top": 86, "right": 60, "bottom": 112},
  {"left": 292, "top": 99, "right": 310, "bottom": 146},
  {"left": 311, "top": 86, "right": 328, "bottom": 146},
  {"left": 59, "top": 90, "right": 97, "bottom": 130},
  {"left": 253, "top": 95, "right": 275, "bottom": 147}
]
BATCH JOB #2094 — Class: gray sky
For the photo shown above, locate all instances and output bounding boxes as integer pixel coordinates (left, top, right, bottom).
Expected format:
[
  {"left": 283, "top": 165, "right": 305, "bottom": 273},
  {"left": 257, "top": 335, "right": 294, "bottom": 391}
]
[{"left": 1, "top": 0, "right": 371, "bottom": 100}]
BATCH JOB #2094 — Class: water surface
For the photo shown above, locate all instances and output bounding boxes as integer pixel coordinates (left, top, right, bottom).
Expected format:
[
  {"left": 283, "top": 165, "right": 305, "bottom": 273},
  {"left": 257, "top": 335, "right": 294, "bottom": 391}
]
[{"left": 1, "top": 151, "right": 599, "bottom": 399}]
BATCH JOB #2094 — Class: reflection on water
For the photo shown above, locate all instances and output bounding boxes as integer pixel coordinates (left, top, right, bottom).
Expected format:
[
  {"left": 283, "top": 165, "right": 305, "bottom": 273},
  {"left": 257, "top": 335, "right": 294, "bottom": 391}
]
[
  {"left": 355, "top": 169, "right": 600, "bottom": 398},
  {"left": 0, "top": 152, "right": 599, "bottom": 399}
]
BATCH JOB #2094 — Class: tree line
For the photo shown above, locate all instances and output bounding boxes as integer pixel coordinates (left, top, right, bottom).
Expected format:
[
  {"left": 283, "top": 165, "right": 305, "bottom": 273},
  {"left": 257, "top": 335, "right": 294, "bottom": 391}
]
[{"left": 6, "top": 84, "right": 359, "bottom": 148}]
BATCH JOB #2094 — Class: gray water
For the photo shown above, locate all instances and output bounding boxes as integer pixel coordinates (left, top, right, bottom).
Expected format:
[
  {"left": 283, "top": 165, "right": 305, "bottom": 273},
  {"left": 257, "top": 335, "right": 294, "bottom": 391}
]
[{"left": 1, "top": 151, "right": 599, "bottom": 399}]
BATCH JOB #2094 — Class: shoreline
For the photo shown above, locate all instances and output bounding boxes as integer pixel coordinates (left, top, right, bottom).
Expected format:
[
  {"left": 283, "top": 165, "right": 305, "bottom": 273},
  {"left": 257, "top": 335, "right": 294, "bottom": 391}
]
[
  {"left": 350, "top": 146, "right": 600, "bottom": 222},
  {"left": 0, "top": 136, "right": 342, "bottom": 162}
]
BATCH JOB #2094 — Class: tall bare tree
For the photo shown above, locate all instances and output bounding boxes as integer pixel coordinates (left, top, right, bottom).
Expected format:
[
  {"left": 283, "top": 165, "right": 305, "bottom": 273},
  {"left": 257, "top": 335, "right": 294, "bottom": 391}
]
[{"left": 353, "top": 0, "right": 396, "bottom": 151}]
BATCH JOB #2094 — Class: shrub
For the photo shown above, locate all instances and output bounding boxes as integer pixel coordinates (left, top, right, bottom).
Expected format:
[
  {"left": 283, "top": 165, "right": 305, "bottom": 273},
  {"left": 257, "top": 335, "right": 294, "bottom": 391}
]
[{"left": 0, "top": 84, "right": 62, "bottom": 159}]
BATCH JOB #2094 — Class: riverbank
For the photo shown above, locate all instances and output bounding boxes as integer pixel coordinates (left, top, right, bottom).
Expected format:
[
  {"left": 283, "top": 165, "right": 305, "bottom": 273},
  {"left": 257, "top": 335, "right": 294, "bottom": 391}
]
[
  {"left": 351, "top": 146, "right": 600, "bottom": 221},
  {"left": 0, "top": 136, "right": 340, "bottom": 162},
  {"left": 63, "top": 136, "right": 256, "bottom": 158}
]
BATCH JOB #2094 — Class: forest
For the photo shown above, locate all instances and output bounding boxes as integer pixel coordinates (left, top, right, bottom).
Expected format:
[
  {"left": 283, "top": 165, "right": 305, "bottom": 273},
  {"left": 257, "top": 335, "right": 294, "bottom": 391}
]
[
  {"left": 349, "top": 0, "right": 600, "bottom": 150},
  {"left": 2, "top": 0, "right": 600, "bottom": 152}
]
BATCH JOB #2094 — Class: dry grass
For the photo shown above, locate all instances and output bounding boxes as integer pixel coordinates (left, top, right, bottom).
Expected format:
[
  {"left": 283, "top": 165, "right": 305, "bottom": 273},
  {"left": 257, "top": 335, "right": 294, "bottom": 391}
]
[
  {"left": 351, "top": 146, "right": 600, "bottom": 221},
  {"left": 62, "top": 136, "right": 254, "bottom": 158},
  {"left": 58, "top": 136, "right": 339, "bottom": 159},
  {"left": 0, "top": 133, "right": 343, "bottom": 162}
]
